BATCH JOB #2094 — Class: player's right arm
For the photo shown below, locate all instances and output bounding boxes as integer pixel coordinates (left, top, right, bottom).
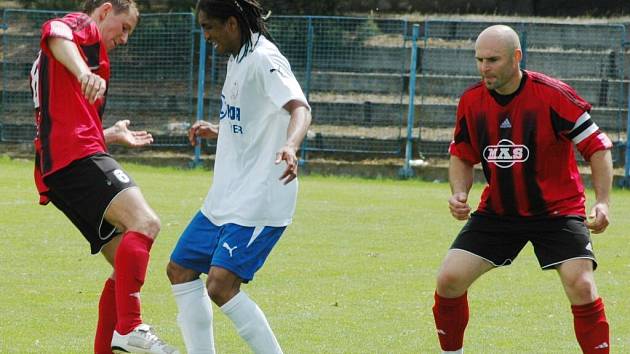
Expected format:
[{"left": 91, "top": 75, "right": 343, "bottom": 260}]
[
  {"left": 447, "top": 94, "right": 478, "bottom": 220},
  {"left": 586, "top": 149, "right": 613, "bottom": 234},
  {"left": 188, "top": 120, "right": 219, "bottom": 146},
  {"left": 47, "top": 36, "right": 105, "bottom": 104},
  {"left": 448, "top": 155, "right": 473, "bottom": 220}
]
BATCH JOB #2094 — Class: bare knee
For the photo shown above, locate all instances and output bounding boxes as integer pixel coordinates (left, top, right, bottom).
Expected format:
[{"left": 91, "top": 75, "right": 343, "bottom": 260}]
[
  {"left": 167, "top": 261, "right": 199, "bottom": 285},
  {"left": 106, "top": 188, "right": 161, "bottom": 238},
  {"left": 558, "top": 260, "right": 598, "bottom": 305},
  {"left": 564, "top": 274, "right": 598, "bottom": 304},
  {"left": 140, "top": 214, "right": 161, "bottom": 238},
  {"left": 126, "top": 214, "right": 160, "bottom": 239},
  {"left": 436, "top": 269, "right": 469, "bottom": 298},
  {"left": 207, "top": 274, "right": 240, "bottom": 306}
]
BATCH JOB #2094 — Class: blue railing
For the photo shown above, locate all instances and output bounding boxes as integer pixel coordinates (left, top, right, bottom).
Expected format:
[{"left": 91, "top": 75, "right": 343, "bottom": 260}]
[{"left": 1, "top": 11, "right": 629, "bottom": 185}]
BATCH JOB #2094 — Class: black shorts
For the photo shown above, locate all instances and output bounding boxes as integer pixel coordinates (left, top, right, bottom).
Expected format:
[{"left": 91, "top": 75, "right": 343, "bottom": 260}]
[
  {"left": 44, "top": 153, "right": 137, "bottom": 254},
  {"left": 451, "top": 213, "right": 597, "bottom": 270}
]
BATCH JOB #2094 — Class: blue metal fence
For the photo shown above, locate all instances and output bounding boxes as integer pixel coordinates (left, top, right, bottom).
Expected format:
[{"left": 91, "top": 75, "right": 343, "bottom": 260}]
[
  {"left": 200, "top": 16, "right": 410, "bottom": 156},
  {"left": 414, "top": 20, "right": 627, "bottom": 159},
  {"left": 0, "top": 9, "right": 196, "bottom": 145},
  {"left": 1, "top": 11, "right": 629, "bottom": 184}
]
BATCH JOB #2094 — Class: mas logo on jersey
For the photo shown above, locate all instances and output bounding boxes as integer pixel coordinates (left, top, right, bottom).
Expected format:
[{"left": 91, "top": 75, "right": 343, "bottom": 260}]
[{"left": 483, "top": 139, "right": 530, "bottom": 168}]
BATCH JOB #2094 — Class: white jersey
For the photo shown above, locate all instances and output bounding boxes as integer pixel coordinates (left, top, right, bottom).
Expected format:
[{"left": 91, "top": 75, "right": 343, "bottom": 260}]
[{"left": 201, "top": 33, "right": 309, "bottom": 227}]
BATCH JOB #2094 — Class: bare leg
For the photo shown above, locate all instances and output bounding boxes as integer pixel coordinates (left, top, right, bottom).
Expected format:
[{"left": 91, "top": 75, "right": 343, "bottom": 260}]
[
  {"left": 436, "top": 249, "right": 494, "bottom": 298},
  {"left": 557, "top": 259, "right": 609, "bottom": 353},
  {"left": 433, "top": 249, "right": 494, "bottom": 352}
]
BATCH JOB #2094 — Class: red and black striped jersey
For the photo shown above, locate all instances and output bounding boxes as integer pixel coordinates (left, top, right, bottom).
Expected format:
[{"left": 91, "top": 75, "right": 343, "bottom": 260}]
[
  {"left": 30, "top": 12, "right": 111, "bottom": 204},
  {"left": 449, "top": 70, "right": 612, "bottom": 218}
]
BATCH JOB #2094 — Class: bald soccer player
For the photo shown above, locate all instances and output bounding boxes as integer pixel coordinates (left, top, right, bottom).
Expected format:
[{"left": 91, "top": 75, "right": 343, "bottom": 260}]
[{"left": 431, "top": 25, "right": 612, "bottom": 354}]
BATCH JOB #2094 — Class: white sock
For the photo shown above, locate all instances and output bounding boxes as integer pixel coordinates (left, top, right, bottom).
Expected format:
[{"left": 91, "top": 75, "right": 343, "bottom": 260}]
[
  {"left": 221, "top": 291, "right": 283, "bottom": 354},
  {"left": 172, "top": 279, "right": 216, "bottom": 354},
  {"left": 443, "top": 349, "right": 463, "bottom": 354}
]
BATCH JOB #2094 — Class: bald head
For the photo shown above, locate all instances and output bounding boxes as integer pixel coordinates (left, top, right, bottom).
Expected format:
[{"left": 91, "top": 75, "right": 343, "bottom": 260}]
[
  {"left": 476, "top": 25, "right": 521, "bottom": 54},
  {"left": 474, "top": 25, "right": 523, "bottom": 94}
]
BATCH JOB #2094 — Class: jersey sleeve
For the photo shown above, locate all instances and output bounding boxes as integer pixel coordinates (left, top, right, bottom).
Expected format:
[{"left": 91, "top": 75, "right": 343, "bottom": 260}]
[
  {"left": 546, "top": 85, "right": 612, "bottom": 161},
  {"left": 256, "top": 49, "right": 310, "bottom": 111},
  {"left": 40, "top": 14, "right": 100, "bottom": 57},
  {"left": 565, "top": 112, "right": 612, "bottom": 160},
  {"left": 40, "top": 20, "right": 74, "bottom": 57},
  {"left": 449, "top": 97, "right": 480, "bottom": 164}
]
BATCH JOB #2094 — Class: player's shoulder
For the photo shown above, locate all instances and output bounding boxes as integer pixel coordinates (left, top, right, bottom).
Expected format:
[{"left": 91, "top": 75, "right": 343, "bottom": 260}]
[
  {"left": 250, "top": 35, "right": 292, "bottom": 72},
  {"left": 459, "top": 81, "right": 485, "bottom": 103},
  {"left": 526, "top": 70, "right": 590, "bottom": 110},
  {"left": 56, "top": 12, "right": 95, "bottom": 32},
  {"left": 527, "top": 70, "right": 573, "bottom": 93},
  {"left": 45, "top": 12, "right": 99, "bottom": 42},
  {"left": 251, "top": 35, "right": 285, "bottom": 60}
]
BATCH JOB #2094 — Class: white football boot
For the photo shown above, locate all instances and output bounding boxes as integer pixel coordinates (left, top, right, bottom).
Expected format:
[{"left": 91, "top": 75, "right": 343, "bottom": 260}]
[{"left": 111, "top": 323, "right": 179, "bottom": 354}]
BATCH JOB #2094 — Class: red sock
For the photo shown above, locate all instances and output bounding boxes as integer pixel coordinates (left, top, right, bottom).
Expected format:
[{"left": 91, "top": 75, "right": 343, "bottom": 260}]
[
  {"left": 114, "top": 231, "right": 153, "bottom": 334},
  {"left": 572, "top": 297, "right": 609, "bottom": 353},
  {"left": 94, "top": 278, "right": 116, "bottom": 354},
  {"left": 432, "top": 291, "right": 469, "bottom": 351}
]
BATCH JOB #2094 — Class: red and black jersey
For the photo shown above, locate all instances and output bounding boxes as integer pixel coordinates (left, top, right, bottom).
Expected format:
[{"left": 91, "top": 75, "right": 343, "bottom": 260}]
[
  {"left": 449, "top": 70, "right": 612, "bottom": 218},
  {"left": 30, "top": 12, "right": 111, "bottom": 204}
]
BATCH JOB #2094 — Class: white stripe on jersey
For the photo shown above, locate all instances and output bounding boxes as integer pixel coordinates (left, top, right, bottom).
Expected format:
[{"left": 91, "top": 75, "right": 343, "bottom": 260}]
[
  {"left": 569, "top": 112, "right": 599, "bottom": 144},
  {"left": 30, "top": 52, "right": 41, "bottom": 109},
  {"left": 573, "top": 123, "right": 599, "bottom": 144},
  {"left": 572, "top": 111, "right": 591, "bottom": 128},
  {"left": 50, "top": 21, "right": 73, "bottom": 41}
]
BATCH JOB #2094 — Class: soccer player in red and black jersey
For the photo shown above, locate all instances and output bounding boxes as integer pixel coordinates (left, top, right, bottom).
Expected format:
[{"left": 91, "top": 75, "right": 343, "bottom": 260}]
[
  {"left": 432, "top": 25, "right": 612, "bottom": 354},
  {"left": 29, "top": 1, "right": 178, "bottom": 353}
]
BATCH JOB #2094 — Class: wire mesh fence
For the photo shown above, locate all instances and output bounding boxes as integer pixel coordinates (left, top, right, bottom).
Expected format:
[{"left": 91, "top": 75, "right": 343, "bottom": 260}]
[
  {"left": 415, "top": 20, "right": 627, "bottom": 161},
  {"left": 202, "top": 16, "right": 410, "bottom": 155},
  {"left": 1, "top": 12, "right": 629, "bottom": 173},
  {"left": 0, "top": 9, "right": 196, "bottom": 146},
  {"left": 1, "top": 9, "right": 67, "bottom": 142}
]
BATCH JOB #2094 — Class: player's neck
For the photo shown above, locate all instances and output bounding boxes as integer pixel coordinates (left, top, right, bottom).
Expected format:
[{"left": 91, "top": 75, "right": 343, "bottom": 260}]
[{"left": 495, "top": 70, "right": 523, "bottom": 95}]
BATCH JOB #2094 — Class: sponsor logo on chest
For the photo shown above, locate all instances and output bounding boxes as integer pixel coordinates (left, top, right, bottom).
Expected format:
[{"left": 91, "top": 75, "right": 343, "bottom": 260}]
[
  {"left": 483, "top": 139, "right": 530, "bottom": 168},
  {"left": 220, "top": 94, "right": 244, "bottom": 135}
]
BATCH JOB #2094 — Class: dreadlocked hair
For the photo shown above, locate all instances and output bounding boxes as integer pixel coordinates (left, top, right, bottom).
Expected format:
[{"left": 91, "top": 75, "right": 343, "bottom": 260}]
[
  {"left": 196, "top": 0, "right": 277, "bottom": 62},
  {"left": 83, "top": 0, "right": 139, "bottom": 17}
]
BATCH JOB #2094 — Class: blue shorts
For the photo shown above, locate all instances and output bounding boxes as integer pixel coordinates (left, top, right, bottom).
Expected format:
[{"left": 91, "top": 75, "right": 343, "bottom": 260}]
[{"left": 170, "top": 211, "right": 286, "bottom": 282}]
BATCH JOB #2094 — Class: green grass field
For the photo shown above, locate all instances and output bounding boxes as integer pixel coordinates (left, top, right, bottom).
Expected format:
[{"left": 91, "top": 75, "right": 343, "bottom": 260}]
[{"left": 1, "top": 156, "right": 629, "bottom": 353}]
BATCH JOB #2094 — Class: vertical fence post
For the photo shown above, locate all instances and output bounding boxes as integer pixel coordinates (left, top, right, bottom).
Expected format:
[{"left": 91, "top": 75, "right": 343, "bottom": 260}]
[
  {"left": 208, "top": 46, "right": 217, "bottom": 118},
  {"left": 188, "top": 15, "right": 195, "bottom": 128},
  {"left": 1, "top": 12, "right": 8, "bottom": 140},
  {"left": 193, "top": 30, "right": 206, "bottom": 168},
  {"left": 618, "top": 30, "right": 630, "bottom": 187},
  {"left": 519, "top": 23, "right": 527, "bottom": 69},
  {"left": 304, "top": 17, "right": 314, "bottom": 102},
  {"left": 300, "top": 17, "right": 314, "bottom": 165},
  {"left": 399, "top": 24, "right": 420, "bottom": 178},
  {"left": 625, "top": 59, "right": 630, "bottom": 187}
]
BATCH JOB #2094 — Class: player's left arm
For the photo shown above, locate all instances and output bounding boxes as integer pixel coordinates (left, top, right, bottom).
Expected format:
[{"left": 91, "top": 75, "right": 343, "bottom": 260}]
[
  {"left": 276, "top": 100, "right": 312, "bottom": 185},
  {"left": 104, "top": 119, "right": 153, "bottom": 147},
  {"left": 586, "top": 149, "right": 613, "bottom": 234}
]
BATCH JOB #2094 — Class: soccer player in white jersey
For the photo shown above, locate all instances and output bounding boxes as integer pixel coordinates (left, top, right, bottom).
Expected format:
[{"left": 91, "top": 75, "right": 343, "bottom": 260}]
[{"left": 166, "top": 0, "right": 312, "bottom": 353}]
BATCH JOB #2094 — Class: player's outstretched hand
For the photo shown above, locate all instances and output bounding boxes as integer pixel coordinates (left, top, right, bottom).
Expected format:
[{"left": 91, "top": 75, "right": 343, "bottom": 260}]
[
  {"left": 449, "top": 192, "right": 471, "bottom": 220},
  {"left": 78, "top": 71, "right": 106, "bottom": 104},
  {"left": 106, "top": 120, "right": 153, "bottom": 147},
  {"left": 586, "top": 202, "right": 610, "bottom": 234},
  {"left": 276, "top": 145, "right": 298, "bottom": 185},
  {"left": 188, "top": 120, "right": 219, "bottom": 146}
]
